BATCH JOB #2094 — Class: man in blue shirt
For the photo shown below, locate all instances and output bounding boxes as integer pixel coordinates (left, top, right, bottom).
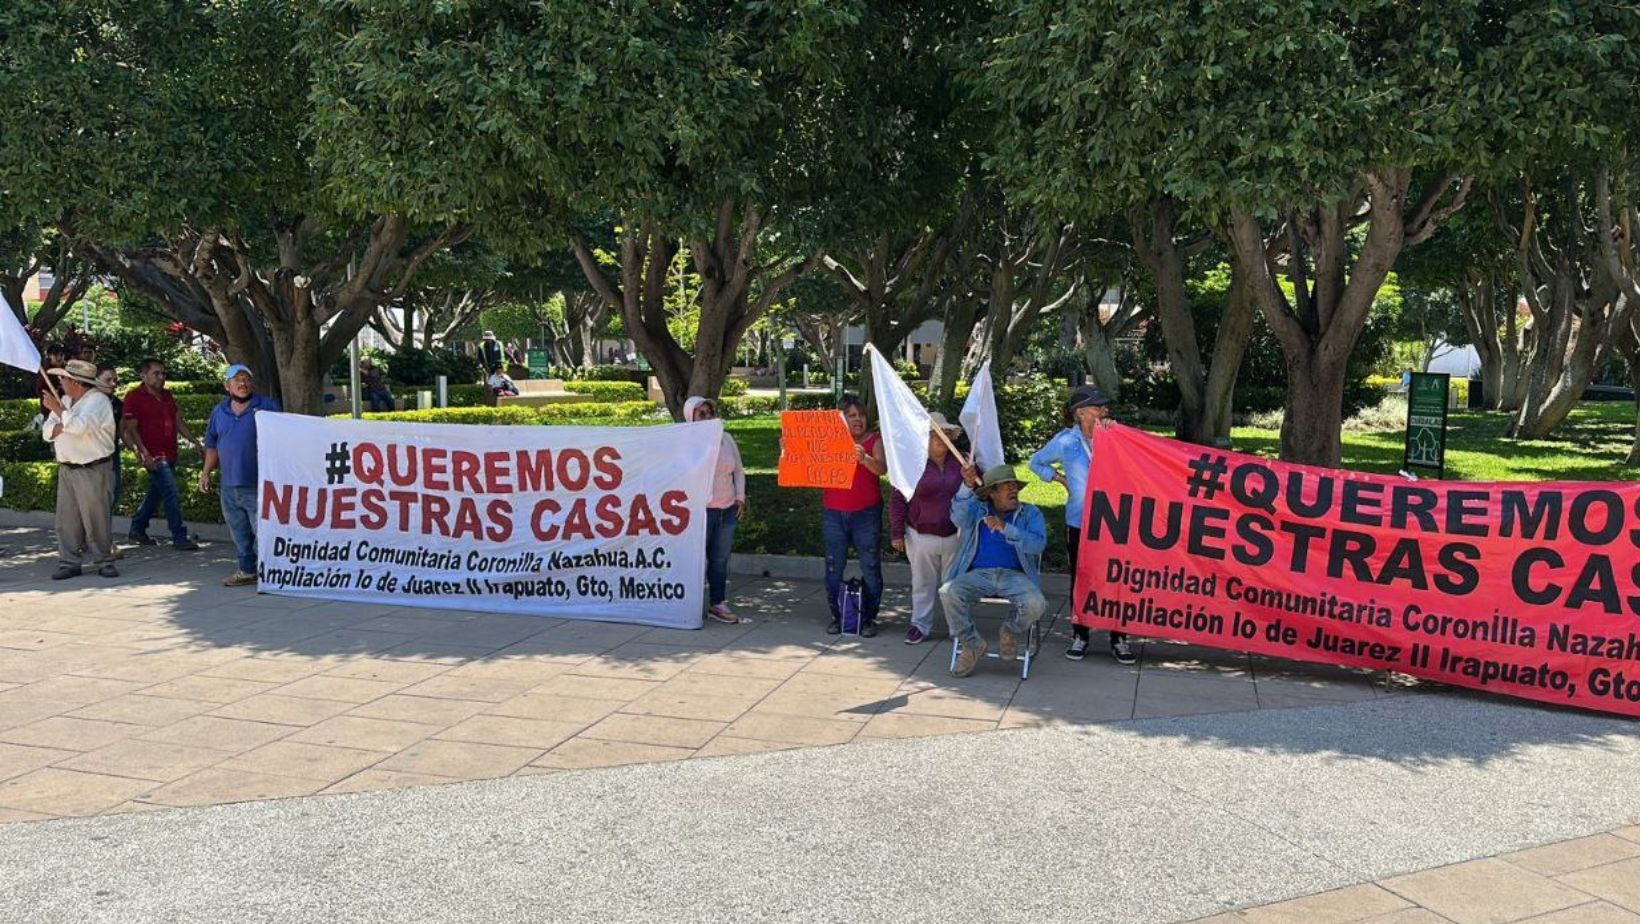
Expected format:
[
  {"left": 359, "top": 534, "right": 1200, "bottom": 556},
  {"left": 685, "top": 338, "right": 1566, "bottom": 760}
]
[
  {"left": 198, "top": 365, "right": 280, "bottom": 587},
  {"left": 939, "top": 464, "right": 1048, "bottom": 677},
  {"left": 1031, "top": 385, "right": 1135, "bottom": 664}
]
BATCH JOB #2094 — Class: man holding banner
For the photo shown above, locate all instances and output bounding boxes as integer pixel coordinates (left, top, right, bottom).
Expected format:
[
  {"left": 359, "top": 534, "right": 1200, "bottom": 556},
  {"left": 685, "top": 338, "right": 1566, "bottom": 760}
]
[
  {"left": 199, "top": 365, "right": 281, "bottom": 587},
  {"left": 1032, "top": 385, "right": 1134, "bottom": 664}
]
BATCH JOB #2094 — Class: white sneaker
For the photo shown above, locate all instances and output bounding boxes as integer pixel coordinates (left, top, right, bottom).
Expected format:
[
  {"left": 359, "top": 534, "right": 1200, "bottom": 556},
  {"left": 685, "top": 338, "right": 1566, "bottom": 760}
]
[{"left": 1066, "top": 638, "right": 1089, "bottom": 661}]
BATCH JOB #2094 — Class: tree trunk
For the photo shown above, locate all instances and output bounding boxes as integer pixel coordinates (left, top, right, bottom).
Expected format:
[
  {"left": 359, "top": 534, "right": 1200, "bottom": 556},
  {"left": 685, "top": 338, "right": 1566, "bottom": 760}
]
[
  {"left": 1280, "top": 353, "right": 1347, "bottom": 467},
  {"left": 75, "top": 215, "right": 469, "bottom": 414},
  {"left": 931, "top": 291, "right": 981, "bottom": 407},
  {"left": 1229, "top": 169, "right": 1471, "bottom": 466},
  {"left": 571, "top": 202, "right": 814, "bottom": 419},
  {"left": 1498, "top": 170, "right": 1638, "bottom": 439},
  {"left": 1131, "top": 197, "right": 1254, "bottom": 445},
  {"left": 1082, "top": 321, "right": 1121, "bottom": 398}
]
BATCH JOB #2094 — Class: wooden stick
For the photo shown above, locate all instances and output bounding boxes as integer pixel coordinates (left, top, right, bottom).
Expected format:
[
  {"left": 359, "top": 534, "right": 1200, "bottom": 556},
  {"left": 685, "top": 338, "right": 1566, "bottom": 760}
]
[
  {"left": 38, "top": 369, "right": 60, "bottom": 400},
  {"left": 932, "top": 422, "right": 969, "bottom": 470}
]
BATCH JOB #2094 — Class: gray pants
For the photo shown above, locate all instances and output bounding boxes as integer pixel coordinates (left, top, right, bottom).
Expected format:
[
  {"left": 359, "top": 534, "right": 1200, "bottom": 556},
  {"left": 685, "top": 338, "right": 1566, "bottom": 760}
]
[{"left": 57, "top": 461, "right": 114, "bottom": 568}]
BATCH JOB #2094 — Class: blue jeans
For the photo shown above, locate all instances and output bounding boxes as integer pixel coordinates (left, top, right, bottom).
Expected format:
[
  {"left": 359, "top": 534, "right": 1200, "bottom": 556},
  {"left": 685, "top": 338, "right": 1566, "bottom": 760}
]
[
  {"left": 365, "top": 387, "right": 395, "bottom": 413},
  {"left": 221, "top": 484, "right": 258, "bottom": 573},
  {"left": 705, "top": 505, "right": 739, "bottom": 606},
  {"left": 823, "top": 505, "right": 883, "bottom": 624},
  {"left": 130, "top": 460, "right": 189, "bottom": 543},
  {"left": 939, "top": 568, "right": 1047, "bottom": 647}
]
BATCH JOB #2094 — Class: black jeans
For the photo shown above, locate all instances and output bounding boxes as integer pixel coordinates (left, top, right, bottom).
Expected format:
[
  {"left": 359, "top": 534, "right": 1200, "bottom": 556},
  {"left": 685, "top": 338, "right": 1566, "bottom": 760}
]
[{"left": 1068, "top": 524, "right": 1126, "bottom": 646}]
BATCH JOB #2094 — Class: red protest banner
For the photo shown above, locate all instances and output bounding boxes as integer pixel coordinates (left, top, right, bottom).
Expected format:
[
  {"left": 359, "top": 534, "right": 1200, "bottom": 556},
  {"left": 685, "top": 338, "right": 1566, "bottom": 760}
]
[
  {"left": 1074, "top": 425, "right": 1640, "bottom": 717},
  {"left": 777, "top": 410, "right": 858, "bottom": 488}
]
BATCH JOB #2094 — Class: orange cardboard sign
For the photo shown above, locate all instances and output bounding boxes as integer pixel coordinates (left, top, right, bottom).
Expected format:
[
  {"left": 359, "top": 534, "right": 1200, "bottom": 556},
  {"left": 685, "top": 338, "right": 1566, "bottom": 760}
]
[{"left": 778, "top": 410, "right": 858, "bottom": 488}]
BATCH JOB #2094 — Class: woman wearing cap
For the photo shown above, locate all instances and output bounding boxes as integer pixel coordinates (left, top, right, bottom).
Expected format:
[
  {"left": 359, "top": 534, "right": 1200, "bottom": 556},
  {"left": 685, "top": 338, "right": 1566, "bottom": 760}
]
[
  {"left": 685, "top": 396, "right": 751, "bottom": 624},
  {"left": 889, "top": 413, "right": 966, "bottom": 645},
  {"left": 823, "top": 396, "right": 887, "bottom": 636},
  {"left": 1030, "top": 385, "right": 1133, "bottom": 664}
]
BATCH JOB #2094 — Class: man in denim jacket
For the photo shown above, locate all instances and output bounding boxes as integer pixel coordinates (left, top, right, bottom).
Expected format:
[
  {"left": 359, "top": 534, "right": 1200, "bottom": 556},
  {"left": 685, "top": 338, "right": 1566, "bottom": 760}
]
[{"left": 939, "top": 464, "right": 1049, "bottom": 677}]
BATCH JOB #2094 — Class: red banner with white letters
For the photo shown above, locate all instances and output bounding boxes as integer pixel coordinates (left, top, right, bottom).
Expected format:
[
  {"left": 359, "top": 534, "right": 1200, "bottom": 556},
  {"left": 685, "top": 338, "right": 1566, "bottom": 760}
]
[{"left": 1073, "top": 425, "right": 1640, "bottom": 716}]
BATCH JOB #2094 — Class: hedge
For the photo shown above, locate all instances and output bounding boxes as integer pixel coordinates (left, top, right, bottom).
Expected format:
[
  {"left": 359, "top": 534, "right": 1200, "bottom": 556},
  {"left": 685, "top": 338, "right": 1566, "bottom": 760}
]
[
  {"left": 572, "top": 365, "right": 642, "bottom": 383},
  {"left": 1, "top": 456, "right": 222, "bottom": 524},
  {"left": 0, "top": 399, "right": 38, "bottom": 430},
  {"left": 1, "top": 427, "right": 50, "bottom": 462},
  {"left": 719, "top": 396, "right": 779, "bottom": 418},
  {"left": 1364, "top": 375, "right": 1468, "bottom": 407},
  {"left": 564, "top": 380, "right": 645, "bottom": 402},
  {"left": 719, "top": 378, "right": 749, "bottom": 397},
  {"left": 368, "top": 401, "right": 661, "bottom": 426}
]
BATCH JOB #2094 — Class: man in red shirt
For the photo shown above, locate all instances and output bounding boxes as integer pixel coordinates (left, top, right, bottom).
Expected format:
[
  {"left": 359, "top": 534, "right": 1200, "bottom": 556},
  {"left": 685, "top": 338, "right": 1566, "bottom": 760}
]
[{"left": 122, "top": 359, "right": 202, "bottom": 550}]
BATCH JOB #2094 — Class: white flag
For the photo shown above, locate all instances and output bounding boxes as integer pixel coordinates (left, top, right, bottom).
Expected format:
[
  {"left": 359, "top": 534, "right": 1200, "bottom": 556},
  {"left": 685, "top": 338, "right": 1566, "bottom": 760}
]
[
  {"left": 865, "top": 343, "right": 931, "bottom": 499},
  {"left": 960, "top": 361, "right": 1005, "bottom": 471},
  {"left": 0, "top": 294, "right": 41, "bottom": 373}
]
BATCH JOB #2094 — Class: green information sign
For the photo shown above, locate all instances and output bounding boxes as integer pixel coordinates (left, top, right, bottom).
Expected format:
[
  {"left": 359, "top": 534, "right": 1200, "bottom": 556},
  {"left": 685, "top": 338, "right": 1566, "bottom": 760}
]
[
  {"left": 1403, "top": 372, "right": 1450, "bottom": 478},
  {"left": 526, "top": 349, "right": 549, "bottom": 378}
]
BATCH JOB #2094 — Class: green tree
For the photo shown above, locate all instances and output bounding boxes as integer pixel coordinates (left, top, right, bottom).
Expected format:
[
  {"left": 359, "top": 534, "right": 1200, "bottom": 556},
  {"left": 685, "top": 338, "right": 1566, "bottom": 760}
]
[
  {"left": 0, "top": 0, "right": 471, "bottom": 412},
  {"left": 1482, "top": 2, "right": 1640, "bottom": 441},
  {"left": 0, "top": 227, "right": 93, "bottom": 338},
  {"left": 305, "top": 1, "right": 973, "bottom": 417},
  {"left": 990, "top": 0, "right": 1492, "bottom": 464}
]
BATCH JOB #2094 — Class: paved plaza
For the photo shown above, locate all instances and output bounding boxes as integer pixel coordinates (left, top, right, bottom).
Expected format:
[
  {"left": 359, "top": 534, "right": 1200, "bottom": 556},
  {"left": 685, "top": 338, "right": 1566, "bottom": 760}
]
[{"left": 1, "top": 525, "right": 1638, "bottom": 922}]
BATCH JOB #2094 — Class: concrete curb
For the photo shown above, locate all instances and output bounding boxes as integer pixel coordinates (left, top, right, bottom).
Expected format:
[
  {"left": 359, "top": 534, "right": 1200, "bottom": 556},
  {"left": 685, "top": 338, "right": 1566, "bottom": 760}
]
[{"left": 0, "top": 507, "right": 1074, "bottom": 595}]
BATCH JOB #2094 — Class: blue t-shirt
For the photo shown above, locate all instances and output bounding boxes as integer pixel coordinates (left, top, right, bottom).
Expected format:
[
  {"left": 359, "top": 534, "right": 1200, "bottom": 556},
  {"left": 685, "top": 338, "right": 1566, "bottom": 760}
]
[
  {"left": 969, "top": 520, "right": 1023, "bottom": 572},
  {"left": 204, "top": 394, "right": 280, "bottom": 487}
]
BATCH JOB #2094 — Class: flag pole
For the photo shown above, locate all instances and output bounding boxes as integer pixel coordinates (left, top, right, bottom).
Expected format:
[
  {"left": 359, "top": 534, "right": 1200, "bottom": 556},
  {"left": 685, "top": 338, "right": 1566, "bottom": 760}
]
[{"left": 933, "top": 424, "right": 969, "bottom": 470}]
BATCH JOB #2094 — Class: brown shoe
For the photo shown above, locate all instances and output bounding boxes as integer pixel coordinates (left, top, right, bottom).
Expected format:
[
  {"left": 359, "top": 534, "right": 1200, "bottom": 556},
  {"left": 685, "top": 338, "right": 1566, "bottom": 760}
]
[
  {"left": 950, "top": 637, "right": 988, "bottom": 677},
  {"left": 223, "top": 571, "right": 257, "bottom": 587},
  {"left": 998, "top": 625, "right": 1019, "bottom": 661}
]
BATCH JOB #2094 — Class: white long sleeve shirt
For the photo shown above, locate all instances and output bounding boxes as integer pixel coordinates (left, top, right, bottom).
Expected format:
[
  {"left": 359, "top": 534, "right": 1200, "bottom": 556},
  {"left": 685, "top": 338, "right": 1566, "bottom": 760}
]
[{"left": 43, "top": 390, "right": 116, "bottom": 464}]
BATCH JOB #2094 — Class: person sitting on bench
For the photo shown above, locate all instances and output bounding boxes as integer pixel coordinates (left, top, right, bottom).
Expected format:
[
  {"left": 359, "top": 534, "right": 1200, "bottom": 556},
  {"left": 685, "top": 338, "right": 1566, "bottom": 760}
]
[{"left": 940, "top": 463, "right": 1048, "bottom": 677}]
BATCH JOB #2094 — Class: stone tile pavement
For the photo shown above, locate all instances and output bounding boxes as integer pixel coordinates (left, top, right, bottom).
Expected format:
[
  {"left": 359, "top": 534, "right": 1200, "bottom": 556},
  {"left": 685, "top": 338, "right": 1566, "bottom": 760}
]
[
  {"left": 0, "top": 526, "right": 1402, "bottom": 823},
  {"left": 1191, "top": 825, "right": 1640, "bottom": 923}
]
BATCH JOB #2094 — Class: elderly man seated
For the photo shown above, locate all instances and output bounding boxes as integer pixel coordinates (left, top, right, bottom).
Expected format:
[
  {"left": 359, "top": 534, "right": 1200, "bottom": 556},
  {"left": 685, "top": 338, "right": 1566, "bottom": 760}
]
[{"left": 939, "top": 463, "right": 1048, "bottom": 677}]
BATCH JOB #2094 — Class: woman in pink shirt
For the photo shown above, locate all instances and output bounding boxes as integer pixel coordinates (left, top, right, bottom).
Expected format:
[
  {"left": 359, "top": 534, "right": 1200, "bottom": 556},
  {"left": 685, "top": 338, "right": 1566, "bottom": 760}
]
[{"left": 685, "top": 396, "right": 751, "bottom": 624}]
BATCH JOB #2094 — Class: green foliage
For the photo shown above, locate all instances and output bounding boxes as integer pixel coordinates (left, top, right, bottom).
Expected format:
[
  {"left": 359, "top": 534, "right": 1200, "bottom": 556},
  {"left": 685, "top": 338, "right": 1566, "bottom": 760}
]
[
  {"left": 718, "top": 378, "right": 749, "bottom": 397},
  {"left": 563, "top": 381, "right": 645, "bottom": 402},
  {"left": 575, "top": 365, "right": 642, "bottom": 383},
  {"left": 1121, "top": 266, "right": 1393, "bottom": 422},
  {"left": 0, "top": 400, "right": 40, "bottom": 430},
  {"left": 0, "top": 427, "right": 50, "bottom": 463},
  {"left": 333, "top": 348, "right": 485, "bottom": 387},
  {"left": 164, "top": 381, "right": 231, "bottom": 396},
  {"left": 719, "top": 396, "right": 779, "bottom": 418},
  {"left": 987, "top": 0, "right": 1501, "bottom": 223},
  {"left": 368, "top": 402, "right": 660, "bottom": 426},
  {"left": 448, "top": 385, "right": 487, "bottom": 407},
  {"left": 303, "top": 1, "right": 983, "bottom": 256},
  {"left": 96, "top": 328, "right": 220, "bottom": 383}
]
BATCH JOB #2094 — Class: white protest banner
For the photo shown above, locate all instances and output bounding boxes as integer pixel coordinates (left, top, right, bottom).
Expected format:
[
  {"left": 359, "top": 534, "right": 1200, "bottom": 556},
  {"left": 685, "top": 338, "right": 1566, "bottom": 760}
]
[
  {"left": 0, "top": 294, "right": 41, "bottom": 373},
  {"left": 865, "top": 343, "right": 930, "bottom": 498},
  {"left": 255, "top": 413, "right": 723, "bottom": 629},
  {"left": 960, "top": 361, "right": 1004, "bottom": 471}
]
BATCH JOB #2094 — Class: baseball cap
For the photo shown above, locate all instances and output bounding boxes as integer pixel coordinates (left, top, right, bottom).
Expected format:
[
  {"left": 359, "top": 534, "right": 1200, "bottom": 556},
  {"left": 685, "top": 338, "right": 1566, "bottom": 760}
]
[{"left": 224, "top": 364, "right": 253, "bottom": 382}]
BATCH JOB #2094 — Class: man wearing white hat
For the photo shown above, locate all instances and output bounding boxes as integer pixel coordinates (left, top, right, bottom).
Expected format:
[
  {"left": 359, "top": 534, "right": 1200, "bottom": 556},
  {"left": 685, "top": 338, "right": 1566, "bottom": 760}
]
[{"left": 40, "top": 359, "right": 118, "bottom": 579}]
